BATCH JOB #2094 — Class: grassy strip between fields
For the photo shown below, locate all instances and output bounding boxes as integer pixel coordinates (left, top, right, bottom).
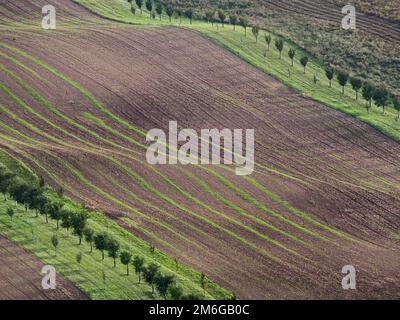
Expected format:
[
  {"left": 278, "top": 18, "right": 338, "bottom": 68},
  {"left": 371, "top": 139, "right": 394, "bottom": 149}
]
[{"left": 0, "top": 151, "right": 231, "bottom": 300}]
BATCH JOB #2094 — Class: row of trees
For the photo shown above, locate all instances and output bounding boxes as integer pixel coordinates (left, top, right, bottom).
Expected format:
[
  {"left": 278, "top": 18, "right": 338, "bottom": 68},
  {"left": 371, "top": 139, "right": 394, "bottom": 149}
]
[
  {"left": 0, "top": 163, "right": 206, "bottom": 300},
  {"left": 244, "top": 29, "right": 400, "bottom": 117},
  {"left": 124, "top": 1, "right": 400, "bottom": 118},
  {"left": 200, "top": 8, "right": 400, "bottom": 118},
  {"left": 128, "top": 0, "right": 193, "bottom": 24}
]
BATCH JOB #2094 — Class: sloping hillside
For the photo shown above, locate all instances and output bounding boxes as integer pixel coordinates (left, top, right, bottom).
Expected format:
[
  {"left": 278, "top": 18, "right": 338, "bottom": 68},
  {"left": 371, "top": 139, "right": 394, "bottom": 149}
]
[
  {"left": 0, "top": 234, "right": 86, "bottom": 299},
  {"left": 0, "top": 0, "right": 399, "bottom": 299}
]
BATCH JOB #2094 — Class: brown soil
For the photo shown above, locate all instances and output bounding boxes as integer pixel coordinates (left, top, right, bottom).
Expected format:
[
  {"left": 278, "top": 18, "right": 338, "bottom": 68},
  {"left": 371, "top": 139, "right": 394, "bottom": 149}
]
[
  {"left": 0, "top": 0, "right": 399, "bottom": 299},
  {"left": 0, "top": 235, "right": 87, "bottom": 300}
]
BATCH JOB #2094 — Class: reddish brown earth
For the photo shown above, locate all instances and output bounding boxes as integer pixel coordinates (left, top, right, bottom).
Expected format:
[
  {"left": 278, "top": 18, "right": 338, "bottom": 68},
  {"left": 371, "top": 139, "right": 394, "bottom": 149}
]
[
  {"left": 0, "top": 0, "right": 399, "bottom": 299},
  {"left": 0, "top": 235, "right": 86, "bottom": 299}
]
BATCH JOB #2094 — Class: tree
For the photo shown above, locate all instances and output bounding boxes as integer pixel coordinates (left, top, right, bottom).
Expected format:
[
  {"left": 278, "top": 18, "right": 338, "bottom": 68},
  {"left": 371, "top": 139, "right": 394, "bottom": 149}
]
[
  {"left": 56, "top": 186, "right": 64, "bottom": 197},
  {"left": 9, "top": 179, "right": 29, "bottom": 209},
  {"left": 6, "top": 207, "right": 14, "bottom": 221},
  {"left": 120, "top": 251, "right": 132, "bottom": 275},
  {"left": 239, "top": 17, "right": 249, "bottom": 36},
  {"left": 205, "top": 11, "right": 214, "bottom": 24},
  {"left": 71, "top": 211, "right": 88, "bottom": 245},
  {"left": 200, "top": 272, "right": 207, "bottom": 296},
  {"left": 275, "top": 38, "right": 284, "bottom": 58},
  {"left": 155, "top": 3, "right": 163, "bottom": 20},
  {"left": 166, "top": 5, "right": 174, "bottom": 22},
  {"left": 155, "top": 274, "right": 175, "bottom": 299},
  {"left": 135, "top": 0, "right": 143, "bottom": 14},
  {"left": 350, "top": 77, "right": 362, "bottom": 100},
  {"left": 38, "top": 176, "right": 46, "bottom": 189},
  {"left": 169, "top": 285, "right": 183, "bottom": 300},
  {"left": 94, "top": 232, "right": 109, "bottom": 260},
  {"left": 133, "top": 256, "right": 145, "bottom": 283},
  {"left": 337, "top": 71, "right": 349, "bottom": 95},
  {"left": 60, "top": 209, "right": 73, "bottom": 233},
  {"left": 149, "top": 243, "right": 155, "bottom": 255},
  {"left": 313, "top": 73, "right": 318, "bottom": 84},
  {"left": 325, "top": 67, "right": 334, "bottom": 88},
  {"left": 217, "top": 10, "right": 226, "bottom": 27},
  {"left": 229, "top": 15, "right": 237, "bottom": 30},
  {"left": 131, "top": 5, "right": 136, "bottom": 15},
  {"left": 0, "top": 166, "right": 16, "bottom": 201},
  {"left": 362, "top": 82, "right": 375, "bottom": 110},
  {"left": 265, "top": 34, "right": 272, "bottom": 51},
  {"left": 373, "top": 87, "right": 389, "bottom": 114},
  {"left": 184, "top": 9, "right": 193, "bottom": 24},
  {"left": 83, "top": 227, "right": 95, "bottom": 252},
  {"left": 145, "top": 0, "right": 153, "bottom": 17},
  {"left": 175, "top": 8, "right": 182, "bottom": 24},
  {"left": 106, "top": 237, "right": 120, "bottom": 267},
  {"left": 300, "top": 56, "right": 309, "bottom": 74},
  {"left": 143, "top": 263, "right": 160, "bottom": 294},
  {"left": 393, "top": 95, "right": 400, "bottom": 120},
  {"left": 29, "top": 190, "right": 46, "bottom": 217},
  {"left": 251, "top": 26, "right": 260, "bottom": 43},
  {"left": 51, "top": 234, "right": 59, "bottom": 255},
  {"left": 76, "top": 252, "right": 82, "bottom": 270},
  {"left": 288, "top": 48, "right": 296, "bottom": 66},
  {"left": 47, "top": 201, "right": 64, "bottom": 229}
]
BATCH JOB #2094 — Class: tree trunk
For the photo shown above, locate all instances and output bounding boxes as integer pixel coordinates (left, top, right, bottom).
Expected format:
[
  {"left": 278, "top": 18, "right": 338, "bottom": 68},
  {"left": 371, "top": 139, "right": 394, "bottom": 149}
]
[
  {"left": 45, "top": 213, "right": 48, "bottom": 224},
  {"left": 126, "top": 265, "right": 129, "bottom": 276},
  {"left": 329, "top": 80, "right": 331, "bottom": 87},
  {"left": 138, "top": 272, "right": 141, "bottom": 283},
  {"left": 356, "top": 91, "right": 358, "bottom": 100},
  {"left": 152, "top": 284, "right": 154, "bottom": 294},
  {"left": 56, "top": 220, "right": 59, "bottom": 230},
  {"left": 113, "top": 257, "right": 116, "bottom": 267},
  {"left": 90, "top": 242, "right": 93, "bottom": 253},
  {"left": 102, "top": 251, "right": 105, "bottom": 260}
]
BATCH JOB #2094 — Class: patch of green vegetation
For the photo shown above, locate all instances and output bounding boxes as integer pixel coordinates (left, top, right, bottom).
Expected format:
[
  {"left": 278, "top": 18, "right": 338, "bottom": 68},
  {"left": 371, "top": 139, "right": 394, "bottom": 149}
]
[{"left": 0, "top": 151, "right": 231, "bottom": 300}]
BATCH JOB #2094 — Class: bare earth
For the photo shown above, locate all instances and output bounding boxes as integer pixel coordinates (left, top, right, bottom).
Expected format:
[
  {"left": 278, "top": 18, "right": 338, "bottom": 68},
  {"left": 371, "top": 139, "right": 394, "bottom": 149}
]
[
  {"left": 0, "top": 0, "right": 399, "bottom": 299},
  {"left": 0, "top": 235, "right": 86, "bottom": 299}
]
